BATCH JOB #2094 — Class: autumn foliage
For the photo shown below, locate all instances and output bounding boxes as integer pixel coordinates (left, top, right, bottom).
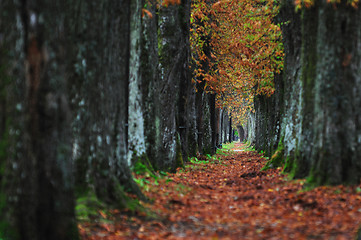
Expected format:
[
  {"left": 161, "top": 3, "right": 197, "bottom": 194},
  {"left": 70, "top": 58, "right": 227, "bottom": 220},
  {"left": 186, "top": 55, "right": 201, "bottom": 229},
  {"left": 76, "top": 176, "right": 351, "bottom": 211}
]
[
  {"left": 190, "top": 0, "right": 284, "bottom": 126},
  {"left": 294, "top": 0, "right": 360, "bottom": 10},
  {"left": 142, "top": 0, "right": 182, "bottom": 18}
]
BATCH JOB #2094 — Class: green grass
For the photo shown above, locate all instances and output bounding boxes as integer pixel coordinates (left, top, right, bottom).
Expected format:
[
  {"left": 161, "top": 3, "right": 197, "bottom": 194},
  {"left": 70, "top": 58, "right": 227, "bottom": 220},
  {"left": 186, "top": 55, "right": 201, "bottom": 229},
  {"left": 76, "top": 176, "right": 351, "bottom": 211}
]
[
  {"left": 242, "top": 144, "right": 256, "bottom": 152},
  {"left": 216, "top": 141, "right": 237, "bottom": 155},
  {"left": 221, "top": 142, "right": 236, "bottom": 150},
  {"left": 189, "top": 156, "right": 210, "bottom": 164}
]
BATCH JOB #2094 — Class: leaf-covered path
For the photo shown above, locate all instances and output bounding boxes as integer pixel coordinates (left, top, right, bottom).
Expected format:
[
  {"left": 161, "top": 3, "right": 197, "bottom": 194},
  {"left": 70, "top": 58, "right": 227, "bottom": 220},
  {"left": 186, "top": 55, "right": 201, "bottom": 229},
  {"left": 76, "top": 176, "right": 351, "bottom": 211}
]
[{"left": 80, "top": 143, "right": 361, "bottom": 239}]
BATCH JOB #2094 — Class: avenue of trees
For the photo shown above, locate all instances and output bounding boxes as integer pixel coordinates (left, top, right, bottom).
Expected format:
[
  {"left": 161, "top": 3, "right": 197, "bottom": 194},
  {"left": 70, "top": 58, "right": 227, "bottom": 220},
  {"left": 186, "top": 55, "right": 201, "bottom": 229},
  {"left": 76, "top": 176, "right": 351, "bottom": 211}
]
[
  {"left": 0, "top": 0, "right": 360, "bottom": 239},
  {"left": 0, "top": 0, "right": 234, "bottom": 239},
  {"left": 250, "top": 0, "right": 361, "bottom": 186}
]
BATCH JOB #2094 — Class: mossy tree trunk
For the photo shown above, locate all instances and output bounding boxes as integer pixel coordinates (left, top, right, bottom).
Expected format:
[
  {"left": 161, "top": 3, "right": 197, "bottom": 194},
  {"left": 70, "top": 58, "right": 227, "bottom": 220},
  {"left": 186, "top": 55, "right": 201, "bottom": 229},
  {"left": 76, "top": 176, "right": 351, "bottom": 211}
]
[
  {"left": 176, "top": 0, "right": 197, "bottom": 161},
  {"left": 237, "top": 125, "right": 245, "bottom": 142},
  {"left": 260, "top": 0, "right": 361, "bottom": 186},
  {"left": 67, "top": 0, "right": 144, "bottom": 202},
  {"left": 280, "top": 0, "right": 361, "bottom": 184},
  {"left": 254, "top": 0, "right": 302, "bottom": 169},
  {"left": 282, "top": 0, "right": 316, "bottom": 177},
  {"left": 244, "top": 112, "right": 256, "bottom": 144},
  {"left": 141, "top": 2, "right": 161, "bottom": 171},
  {"left": 155, "top": 1, "right": 194, "bottom": 170},
  {"left": 128, "top": 0, "right": 147, "bottom": 165},
  {"left": 268, "top": 0, "right": 303, "bottom": 174},
  {"left": 306, "top": 1, "right": 361, "bottom": 185},
  {"left": 253, "top": 73, "right": 284, "bottom": 158}
]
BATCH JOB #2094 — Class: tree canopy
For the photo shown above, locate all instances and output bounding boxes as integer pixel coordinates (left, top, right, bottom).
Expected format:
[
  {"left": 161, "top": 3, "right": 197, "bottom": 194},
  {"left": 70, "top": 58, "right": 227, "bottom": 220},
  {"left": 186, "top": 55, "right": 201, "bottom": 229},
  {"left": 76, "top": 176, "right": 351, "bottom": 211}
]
[{"left": 191, "top": 0, "right": 284, "bottom": 126}]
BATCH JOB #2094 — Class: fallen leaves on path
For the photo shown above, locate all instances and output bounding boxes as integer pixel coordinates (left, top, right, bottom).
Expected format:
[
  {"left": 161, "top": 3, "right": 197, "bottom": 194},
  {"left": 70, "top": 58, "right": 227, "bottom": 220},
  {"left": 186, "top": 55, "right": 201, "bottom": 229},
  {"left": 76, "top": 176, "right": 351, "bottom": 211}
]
[{"left": 80, "top": 143, "right": 361, "bottom": 239}]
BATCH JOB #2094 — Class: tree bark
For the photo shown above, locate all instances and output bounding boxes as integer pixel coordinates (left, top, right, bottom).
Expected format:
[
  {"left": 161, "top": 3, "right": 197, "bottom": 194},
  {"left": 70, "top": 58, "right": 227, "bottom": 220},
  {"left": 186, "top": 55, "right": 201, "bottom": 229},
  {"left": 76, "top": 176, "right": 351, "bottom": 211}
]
[
  {"left": 259, "top": 0, "right": 361, "bottom": 185},
  {"left": 0, "top": 0, "right": 78, "bottom": 239},
  {"left": 67, "top": 0, "right": 144, "bottom": 202},
  {"left": 155, "top": 1, "right": 193, "bottom": 170},
  {"left": 128, "top": 0, "right": 147, "bottom": 164},
  {"left": 141, "top": 2, "right": 160, "bottom": 170},
  {"left": 306, "top": 0, "right": 361, "bottom": 185}
]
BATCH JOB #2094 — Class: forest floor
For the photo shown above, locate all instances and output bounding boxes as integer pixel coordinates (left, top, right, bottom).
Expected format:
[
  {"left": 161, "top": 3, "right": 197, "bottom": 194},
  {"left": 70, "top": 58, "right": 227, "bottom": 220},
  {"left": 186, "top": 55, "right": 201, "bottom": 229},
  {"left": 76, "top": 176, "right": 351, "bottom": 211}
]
[{"left": 79, "top": 142, "right": 361, "bottom": 239}]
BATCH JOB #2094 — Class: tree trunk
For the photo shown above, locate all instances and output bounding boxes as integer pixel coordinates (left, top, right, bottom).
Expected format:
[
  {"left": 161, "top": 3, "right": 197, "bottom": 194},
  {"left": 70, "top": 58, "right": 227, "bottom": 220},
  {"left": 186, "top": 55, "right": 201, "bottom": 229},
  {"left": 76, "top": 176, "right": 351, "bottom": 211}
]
[
  {"left": 156, "top": 1, "right": 192, "bottom": 170},
  {"left": 67, "top": 0, "right": 144, "bottom": 202},
  {"left": 246, "top": 112, "right": 256, "bottom": 145},
  {"left": 209, "top": 94, "right": 217, "bottom": 153},
  {"left": 262, "top": 0, "right": 361, "bottom": 185},
  {"left": 202, "top": 93, "right": 214, "bottom": 154},
  {"left": 0, "top": 1, "right": 26, "bottom": 238},
  {"left": 0, "top": 1, "right": 78, "bottom": 239},
  {"left": 282, "top": 0, "right": 315, "bottom": 177},
  {"left": 229, "top": 117, "right": 232, "bottom": 143},
  {"left": 128, "top": 0, "right": 147, "bottom": 164},
  {"left": 196, "top": 87, "right": 205, "bottom": 152},
  {"left": 237, "top": 125, "right": 245, "bottom": 142},
  {"left": 177, "top": 0, "right": 197, "bottom": 161},
  {"left": 253, "top": 74, "right": 284, "bottom": 158},
  {"left": 141, "top": 2, "right": 160, "bottom": 170},
  {"left": 306, "top": 1, "right": 361, "bottom": 185}
]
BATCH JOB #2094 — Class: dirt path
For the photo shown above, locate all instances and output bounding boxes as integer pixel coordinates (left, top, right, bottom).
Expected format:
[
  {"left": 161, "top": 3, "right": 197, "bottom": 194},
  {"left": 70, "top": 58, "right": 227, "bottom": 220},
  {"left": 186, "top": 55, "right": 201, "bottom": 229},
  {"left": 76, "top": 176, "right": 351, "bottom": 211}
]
[{"left": 80, "top": 143, "right": 361, "bottom": 239}]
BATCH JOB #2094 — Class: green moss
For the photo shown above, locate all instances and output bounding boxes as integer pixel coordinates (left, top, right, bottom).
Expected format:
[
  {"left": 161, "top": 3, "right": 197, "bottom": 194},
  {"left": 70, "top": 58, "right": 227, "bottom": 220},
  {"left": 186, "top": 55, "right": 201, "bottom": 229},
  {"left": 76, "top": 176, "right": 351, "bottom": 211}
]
[
  {"left": 113, "top": 182, "right": 146, "bottom": 214},
  {"left": 112, "top": 182, "right": 158, "bottom": 219},
  {"left": 215, "top": 141, "right": 237, "bottom": 156},
  {"left": 188, "top": 156, "right": 209, "bottom": 165},
  {"left": 76, "top": 192, "right": 106, "bottom": 221},
  {"left": 222, "top": 142, "right": 236, "bottom": 150},
  {"left": 76, "top": 187, "right": 154, "bottom": 222},
  {"left": 175, "top": 133, "right": 184, "bottom": 169},
  {"left": 306, "top": 166, "right": 328, "bottom": 187},
  {"left": 282, "top": 155, "right": 292, "bottom": 174},
  {"left": 261, "top": 137, "right": 285, "bottom": 171},
  {"left": 283, "top": 156, "right": 299, "bottom": 179},
  {"left": 242, "top": 142, "right": 256, "bottom": 152},
  {"left": 132, "top": 152, "right": 155, "bottom": 177},
  {"left": 282, "top": 148, "right": 302, "bottom": 180}
]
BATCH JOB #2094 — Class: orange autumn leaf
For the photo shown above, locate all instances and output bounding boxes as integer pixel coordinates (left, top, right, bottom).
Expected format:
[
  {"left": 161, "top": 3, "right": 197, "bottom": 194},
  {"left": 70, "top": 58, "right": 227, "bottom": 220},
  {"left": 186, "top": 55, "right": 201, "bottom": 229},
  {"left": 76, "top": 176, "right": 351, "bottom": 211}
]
[{"left": 142, "top": 8, "right": 153, "bottom": 18}]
